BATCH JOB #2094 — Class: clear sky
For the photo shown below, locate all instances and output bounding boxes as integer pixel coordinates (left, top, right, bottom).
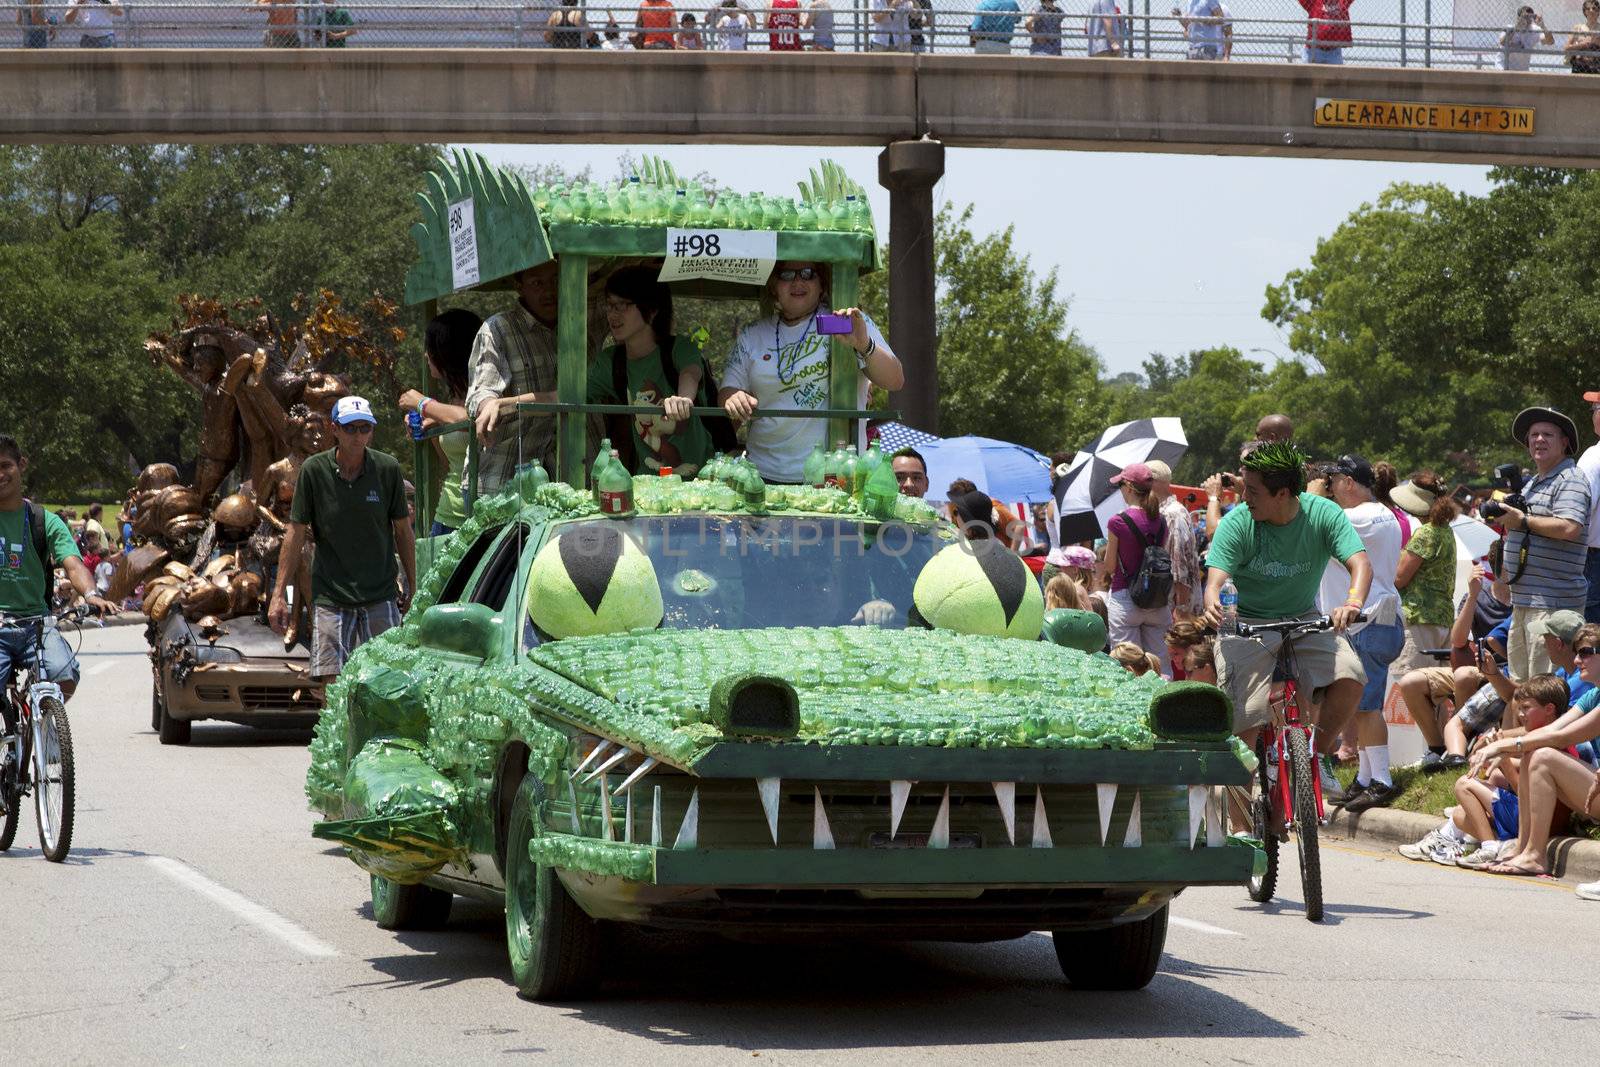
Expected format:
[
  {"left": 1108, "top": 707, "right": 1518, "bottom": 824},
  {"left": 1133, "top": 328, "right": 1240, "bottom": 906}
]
[{"left": 464, "top": 143, "right": 1493, "bottom": 377}]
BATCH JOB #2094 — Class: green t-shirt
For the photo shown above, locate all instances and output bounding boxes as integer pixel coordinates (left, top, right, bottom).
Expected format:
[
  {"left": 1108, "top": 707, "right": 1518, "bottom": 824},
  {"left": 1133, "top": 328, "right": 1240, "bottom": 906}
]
[
  {"left": 586, "top": 337, "right": 714, "bottom": 477},
  {"left": 0, "top": 505, "right": 81, "bottom": 616},
  {"left": 1400, "top": 521, "right": 1456, "bottom": 627},
  {"left": 434, "top": 427, "right": 470, "bottom": 530},
  {"left": 320, "top": 7, "right": 353, "bottom": 46},
  {"left": 1207, "top": 493, "right": 1365, "bottom": 620},
  {"left": 290, "top": 448, "right": 408, "bottom": 607}
]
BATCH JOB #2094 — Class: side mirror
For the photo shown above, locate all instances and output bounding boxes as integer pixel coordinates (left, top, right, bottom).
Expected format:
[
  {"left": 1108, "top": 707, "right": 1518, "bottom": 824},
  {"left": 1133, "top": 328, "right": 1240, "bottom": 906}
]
[{"left": 416, "top": 602, "right": 503, "bottom": 661}]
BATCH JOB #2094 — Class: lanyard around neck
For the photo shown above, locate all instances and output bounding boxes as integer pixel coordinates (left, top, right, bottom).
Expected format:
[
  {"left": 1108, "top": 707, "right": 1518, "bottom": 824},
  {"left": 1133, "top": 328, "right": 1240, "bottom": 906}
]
[{"left": 775, "top": 312, "right": 815, "bottom": 356}]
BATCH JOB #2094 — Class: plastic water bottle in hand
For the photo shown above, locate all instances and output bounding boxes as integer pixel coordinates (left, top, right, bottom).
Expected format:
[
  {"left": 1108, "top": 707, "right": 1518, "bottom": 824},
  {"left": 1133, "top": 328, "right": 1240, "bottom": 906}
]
[{"left": 1219, "top": 578, "right": 1239, "bottom": 636}]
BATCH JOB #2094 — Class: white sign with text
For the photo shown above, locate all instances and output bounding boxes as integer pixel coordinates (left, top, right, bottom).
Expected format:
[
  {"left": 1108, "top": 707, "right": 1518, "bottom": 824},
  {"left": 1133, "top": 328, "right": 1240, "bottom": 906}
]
[
  {"left": 449, "top": 197, "right": 479, "bottom": 292},
  {"left": 658, "top": 229, "right": 777, "bottom": 286}
]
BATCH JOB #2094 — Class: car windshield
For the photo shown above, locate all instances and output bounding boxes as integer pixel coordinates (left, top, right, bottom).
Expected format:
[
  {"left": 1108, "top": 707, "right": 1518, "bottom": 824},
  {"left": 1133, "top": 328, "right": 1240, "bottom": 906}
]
[{"left": 539, "top": 514, "right": 950, "bottom": 634}]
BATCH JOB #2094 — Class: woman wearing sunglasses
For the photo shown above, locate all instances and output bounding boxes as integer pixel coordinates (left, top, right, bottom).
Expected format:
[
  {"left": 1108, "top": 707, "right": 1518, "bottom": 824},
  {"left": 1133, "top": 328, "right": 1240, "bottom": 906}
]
[{"left": 719, "top": 261, "right": 905, "bottom": 483}]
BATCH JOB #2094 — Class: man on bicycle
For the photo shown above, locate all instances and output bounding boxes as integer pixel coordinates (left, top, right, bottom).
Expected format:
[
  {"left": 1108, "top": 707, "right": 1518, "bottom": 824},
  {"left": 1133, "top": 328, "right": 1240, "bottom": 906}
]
[
  {"left": 0, "top": 435, "right": 118, "bottom": 703},
  {"left": 1202, "top": 441, "right": 1371, "bottom": 774}
]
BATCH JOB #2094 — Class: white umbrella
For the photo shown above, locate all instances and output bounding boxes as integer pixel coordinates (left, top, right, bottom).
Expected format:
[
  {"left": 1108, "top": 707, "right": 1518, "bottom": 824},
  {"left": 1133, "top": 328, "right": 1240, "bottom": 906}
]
[{"left": 1055, "top": 418, "right": 1188, "bottom": 542}]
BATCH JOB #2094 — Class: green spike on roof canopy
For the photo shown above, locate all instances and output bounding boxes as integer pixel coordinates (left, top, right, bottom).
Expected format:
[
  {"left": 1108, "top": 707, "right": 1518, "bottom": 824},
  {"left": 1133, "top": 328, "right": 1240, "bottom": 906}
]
[{"left": 404, "top": 148, "right": 552, "bottom": 306}]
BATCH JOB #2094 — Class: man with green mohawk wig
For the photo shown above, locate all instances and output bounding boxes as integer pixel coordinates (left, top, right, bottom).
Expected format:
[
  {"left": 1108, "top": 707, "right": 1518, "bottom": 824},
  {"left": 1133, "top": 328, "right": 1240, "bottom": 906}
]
[{"left": 1201, "top": 440, "right": 1373, "bottom": 790}]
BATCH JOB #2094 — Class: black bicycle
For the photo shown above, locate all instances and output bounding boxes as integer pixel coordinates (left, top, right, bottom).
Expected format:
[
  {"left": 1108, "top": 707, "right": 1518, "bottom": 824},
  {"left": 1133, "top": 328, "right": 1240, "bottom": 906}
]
[{"left": 0, "top": 606, "right": 94, "bottom": 862}]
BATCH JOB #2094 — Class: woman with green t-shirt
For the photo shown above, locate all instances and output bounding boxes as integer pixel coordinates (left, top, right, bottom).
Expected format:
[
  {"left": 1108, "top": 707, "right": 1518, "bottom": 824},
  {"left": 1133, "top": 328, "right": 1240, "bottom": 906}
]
[
  {"left": 1392, "top": 471, "right": 1461, "bottom": 676},
  {"left": 587, "top": 265, "right": 716, "bottom": 477},
  {"left": 399, "top": 308, "right": 482, "bottom": 536}
]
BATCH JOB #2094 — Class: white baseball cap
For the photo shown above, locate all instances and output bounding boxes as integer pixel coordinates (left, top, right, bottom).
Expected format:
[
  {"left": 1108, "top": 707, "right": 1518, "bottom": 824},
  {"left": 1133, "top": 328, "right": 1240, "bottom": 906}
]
[{"left": 332, "top": 396, "right": 376, "bottom": 426}]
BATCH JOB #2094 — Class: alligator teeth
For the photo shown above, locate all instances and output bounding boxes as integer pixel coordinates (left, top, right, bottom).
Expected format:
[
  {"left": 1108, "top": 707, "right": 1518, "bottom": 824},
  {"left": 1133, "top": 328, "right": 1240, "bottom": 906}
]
[
  {"left": 613, "top": 756, "right": 659, "bottom": 796},
  {"left": 651, "top": 785, "right": 663, "bottom": 847},
  {"left": 1031, "top": 787, "right": 1053, "bottom": 848},
  {"left": 570, "top": 739, "right": 614, "bottom": 780},
  {"left": 674, "top": 788, "right": 699, "bottom": 850},
  {"left": 812, "top": 788, "right": 835, "bottom": 850},
  {"left": 1189, "top": 786, "right": 1207, "bottom": 850},
  {"left": 1207, "top": 786, "right": 1225, "bottom": 847},
  {"left": 929, "top": 787, "right": 951, "bottom": 849},
  {"left": 757, "top": 777, "right": 781, "bottom": 844},
  {"left": 582, "top": 745, "right": 632, "bottom": 784},
  {"left": 992, "top": 782, "right": 1016, "bottom": 845},
  {"left": 1097, "top": 784, "right": 1117, "bottom": 845},
  {"left": 1123, "top": 791, "right": 1142, "bottom": 848},
  {"left": 600, "top": 774, "right": 613, "bottom": 841},
  {"left": 889, "top": 780, "right": 914, "bottom": 839},
  {"left": 624, "top": 787, "right": 634, "bottom": 844},
  {"left": 566, "top": 778, "right": 582, "bottom": 834}
]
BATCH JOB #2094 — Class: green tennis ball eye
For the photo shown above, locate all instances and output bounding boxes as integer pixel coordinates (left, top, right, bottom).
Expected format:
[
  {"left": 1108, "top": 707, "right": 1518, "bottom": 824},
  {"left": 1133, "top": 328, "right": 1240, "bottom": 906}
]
[
  {"left": 911, "top": 542, "right": 1044, "bottom": 639},
  {"left": 1041, "top": 608, "right": 1107, "bottom": 653},
  {"left": 526, "top": 524, "right": 664, "bottom": 639}
]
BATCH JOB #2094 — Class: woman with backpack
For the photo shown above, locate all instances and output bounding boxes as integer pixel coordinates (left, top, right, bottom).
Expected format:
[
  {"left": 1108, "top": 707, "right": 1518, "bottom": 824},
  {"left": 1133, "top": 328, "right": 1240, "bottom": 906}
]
[{"left": 1096, "top": 462, "right": 1172, "bottom": 660}]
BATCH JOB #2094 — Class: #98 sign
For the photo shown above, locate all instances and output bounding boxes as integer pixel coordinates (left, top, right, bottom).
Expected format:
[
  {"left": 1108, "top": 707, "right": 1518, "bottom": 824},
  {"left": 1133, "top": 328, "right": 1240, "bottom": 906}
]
[{"left": 658, "top": 229, "right": 778, "bottom": 286}]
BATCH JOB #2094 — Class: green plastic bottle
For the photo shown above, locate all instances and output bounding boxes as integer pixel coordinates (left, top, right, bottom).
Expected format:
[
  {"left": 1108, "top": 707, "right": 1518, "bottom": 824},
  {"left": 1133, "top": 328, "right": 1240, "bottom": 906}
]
[
  {"left": 708, "top": 194, "right": 730, "bottom": 228},
  {"left": 590, "top": 438, "right": 613, "bottom": 502},
  {"left": 762, "top": 195, "right": 784, "bottom": 230},
  {"left": 670, "top": 188, "right": 689, "bottom": 226},
  {"left": 829, "top": 198, "right": 850, "bottom": 231},
  {"left": 625, "top": 176, "right": 643, "bottom": 222},
  {"left": 862, "top": 452, "right": 899, "bottom": 519},
  {"left": 781, "top": 197, "right": 800, "bottom": 230},
  {"left": 847, "top": 195, "right": 871, "bottom": 234},
  {"left": 589, "top": 187, "right": 612, "bottom": 224},
  {"left": 821, "top": 447, "right": 843, "bottom": 490},
  {"left": 802, "top": 444, "right": 826, "bottom": 488},
  {"left": 514, "top": 461, "right": 550, "bottom": 503},
  {"left": 840, "top": 446, "right": 858, "bottom": 498},
  {"left": 855, "top": 441, "right": 883, "bottom": 501},
  {"left": 796, "top": 200, "right": 817, "bottom": 230},
  {"left": 598, "top": 449, "right": 634, "bottom": 518},
  {"left": 688, "top": 188, "right": 712, "bottom": 227}
]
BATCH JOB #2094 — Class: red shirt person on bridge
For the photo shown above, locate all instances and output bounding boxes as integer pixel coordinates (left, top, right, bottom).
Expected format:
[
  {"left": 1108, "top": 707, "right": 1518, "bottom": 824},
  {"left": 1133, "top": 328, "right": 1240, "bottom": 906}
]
[
  {"left": 769, "top": 0, "right": 804, "bottom": 50},
  {"left": 636, "top": 0, "right": 678, "bottom": 48},
  {"left": 1298, "top": 0, "right": 1352, "bottom": 64}
]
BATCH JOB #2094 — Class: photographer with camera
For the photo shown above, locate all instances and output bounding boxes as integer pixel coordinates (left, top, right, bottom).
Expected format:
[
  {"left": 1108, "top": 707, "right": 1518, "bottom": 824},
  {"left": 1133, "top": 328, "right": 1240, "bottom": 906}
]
[
  {"left": 1484, "top": 407, "right": 1591, "bottom": 681},
  {"left": 1501, "top": 6, "right": 1553, "bottom": 71},
  {"left": 64, "top": 0, "right": 124, "bottom": 47}
]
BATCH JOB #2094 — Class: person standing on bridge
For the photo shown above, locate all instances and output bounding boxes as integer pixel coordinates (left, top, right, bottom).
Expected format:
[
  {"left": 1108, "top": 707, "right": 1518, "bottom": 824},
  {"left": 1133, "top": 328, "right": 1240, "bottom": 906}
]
[
  {"left": 1297, "top": 0, "right": 1351, "bottom": 64},
  {"left": 65, "top": 0, "right": 124, "bottom": 47},
  {"left": 1173, "top": 0, "right": 1227, "bottom": 60},
  {"left": 635, "top": 0, "right": 677, "bottom": 48},
  {"left": 714, "top": 0, "right": 753, "bottom": 50},
  {"left": 253, "top": 0, "right": 300, "bottom": 47},
  {"left": 801, "top": 0, "right": 835, "bottom": 50},
  {"left": 870, "top": 0, "right": 913, "bottom": 52},
  {"left": 1086, "top": 0, "right": 1124, "bottom": 57},
  {"left": 1567, "top": 0, "right": 1600, "bottom": 73},
  {"left": 1501, "top": 6, "right": 1553, "bottom": 71},
  {"left": 969, "top": 0, "right": 1021, "bottom": 53},
  {"left": 769, "top": 0, "right": 803, "bottom": 50},
  {"left": 1024, "top": 0, "right": 1065, "bottom": 55}
]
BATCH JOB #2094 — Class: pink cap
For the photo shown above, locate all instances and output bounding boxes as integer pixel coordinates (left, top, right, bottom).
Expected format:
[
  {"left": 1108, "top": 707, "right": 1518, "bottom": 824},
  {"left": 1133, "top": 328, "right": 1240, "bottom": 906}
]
[{"left": 1109, "top": 462, "right": 1154, "bottom": 489}]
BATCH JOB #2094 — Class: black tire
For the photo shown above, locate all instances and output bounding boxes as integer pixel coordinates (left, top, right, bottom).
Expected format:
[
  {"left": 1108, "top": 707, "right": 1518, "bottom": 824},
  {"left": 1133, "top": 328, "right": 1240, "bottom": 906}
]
[
  {"left": 151, "top": 676, "right": 164, "bottom": 732},
  {"left": 34, "top": 696, "right": 74, "bottom": 862},
  {"left": 0, "top": 749, "right": 18, "bottom": 853},
  {"left": 1052, "top": 904, "right": 1168, "bottom": 991},
  {"left": 158, "top": 693, "right": 191, "bottom": 746},
  {"left": 370, "top": 873, "right": 453, "bottom": 930},
  {"left": 504, "top": 776, "right": 600, "bottom": 1000},
  {"left": 1286, "top": 728, "right": 1323, "bottom": 923},
  {"left": 1247, "top": 736, "right": 1279, "bottom": 904}
]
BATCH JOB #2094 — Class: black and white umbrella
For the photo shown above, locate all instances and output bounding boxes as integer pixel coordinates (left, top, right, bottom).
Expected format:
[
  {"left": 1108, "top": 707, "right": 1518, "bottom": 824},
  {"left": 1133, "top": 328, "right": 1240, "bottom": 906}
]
[{"left": 1054, "top": 417, "right": 1187, "bottom": 543}]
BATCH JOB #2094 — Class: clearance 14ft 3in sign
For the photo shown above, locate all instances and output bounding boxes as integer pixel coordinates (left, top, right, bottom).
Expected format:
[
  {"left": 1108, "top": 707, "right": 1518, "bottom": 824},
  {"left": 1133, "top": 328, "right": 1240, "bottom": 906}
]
[{"left": 1314, "top": 98, "right": 1535, "bottom": 136}]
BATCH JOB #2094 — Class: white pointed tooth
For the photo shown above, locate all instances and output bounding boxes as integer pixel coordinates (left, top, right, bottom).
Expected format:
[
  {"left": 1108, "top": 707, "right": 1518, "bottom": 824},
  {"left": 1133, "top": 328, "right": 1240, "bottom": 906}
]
[
  {"left": 1031, "top": 787, "right": 1053, "bottom": 848},
  {"left": 1207, "top": 786, "right": 1225, "bottom": 847},
  {"left": 1188, "top": 785, "right": 1207, "bottom": 851},
  {"left": 674, "top": 787, "right": 700, "bottom": 850},
  {"left": 571, "top": 739, "right": 614, "bottom": 779},
  {"left": 757, "top": 777, "right": 781, "bottom": 845},
  {"left": 600, "top": 774, "right": 614, "bottom": 841},
  {"left": 812, "top": 787, "right": 836, "bottom": 850},
  {"left": 1096, "top": 783, "right": 1117, "bottom": 846},
  {"left": 1123, "top": 791, "right": 1143, "bottom": 848},
  {"left": 929, "top": 787, "right": 951, "bottom": 849},
  {"left": 566, "top": 778, "right": 582, "bottom": 834},
  {"left": 625, "top": 787, "right": 634, "bottom": 844},
  {"left": 890, "top": 780, "right": 914, "bottom": 839},
  {"left": 992, "top": 782, "right": 1016, "bottom": 845},
  {"left": 614, "top": 756, "right": 659, "bottom": 795},
  {"left": 582, "top": 745, "right": 632, "bottom": 784},
  {"left": 652, "top": 785, "right": 663, "bottom": 847}
]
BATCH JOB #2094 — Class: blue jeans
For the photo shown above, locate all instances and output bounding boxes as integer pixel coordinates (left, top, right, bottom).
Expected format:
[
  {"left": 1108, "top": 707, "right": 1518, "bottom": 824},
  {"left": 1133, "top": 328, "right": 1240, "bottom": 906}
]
[
  {"left": 428, "top": 520, "right": 456, "bottom": 538},
  {"left": 1348, "top": 620, "right": 1405, "bottom": 712},
  {"left": 0, "top": 623, "right": 79, "bottom": 689},
  {"left": 1584, "top": 547, "right": 1600, "bottom": 624},
  {"left": 1306, "top": 45, "right": 1344, "bottom": 64},
  {"left": 79, "top": 33, "right": 116, "bottom": 47}
]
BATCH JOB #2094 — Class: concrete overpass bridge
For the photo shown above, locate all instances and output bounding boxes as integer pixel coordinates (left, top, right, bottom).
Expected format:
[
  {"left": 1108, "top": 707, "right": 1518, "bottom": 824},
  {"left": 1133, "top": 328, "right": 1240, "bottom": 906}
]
[{"left": 7, "top": 49, "right": 1593, "bottom": 426}]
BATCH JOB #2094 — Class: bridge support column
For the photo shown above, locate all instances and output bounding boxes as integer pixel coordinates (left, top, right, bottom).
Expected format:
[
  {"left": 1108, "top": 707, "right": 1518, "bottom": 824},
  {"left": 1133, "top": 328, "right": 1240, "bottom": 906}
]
[{"left": 877, "top": 138, "right": 944, "bottom": 434}]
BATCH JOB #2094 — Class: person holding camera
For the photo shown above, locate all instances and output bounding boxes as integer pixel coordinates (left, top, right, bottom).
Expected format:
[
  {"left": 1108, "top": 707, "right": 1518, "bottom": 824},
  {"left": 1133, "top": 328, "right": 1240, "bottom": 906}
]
[
  {"left": 1488, "top": 407, "right": 1591, "bottom": 681},
  {"left": 1501, "top": 6, "right": 1553, "bottom": 70},
  {"left": 65, "top": 0, "right": 124, "bottom": 47}
]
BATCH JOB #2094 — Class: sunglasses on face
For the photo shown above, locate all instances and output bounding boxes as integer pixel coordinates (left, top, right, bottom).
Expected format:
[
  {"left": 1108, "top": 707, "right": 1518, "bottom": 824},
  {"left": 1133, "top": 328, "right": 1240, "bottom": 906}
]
[
  {"left": 1578, "top": 646, "right": 1600, "bottom": 658},
  {"left": 775, "top": 267, "right": 819, "bottom": 282}
]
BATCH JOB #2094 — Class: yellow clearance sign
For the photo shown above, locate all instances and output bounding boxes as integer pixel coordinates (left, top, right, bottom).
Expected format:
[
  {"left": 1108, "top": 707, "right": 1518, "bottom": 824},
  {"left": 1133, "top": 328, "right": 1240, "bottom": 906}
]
[{"left": 1314, "top": 97, "right": 1535, "bottom": 136}]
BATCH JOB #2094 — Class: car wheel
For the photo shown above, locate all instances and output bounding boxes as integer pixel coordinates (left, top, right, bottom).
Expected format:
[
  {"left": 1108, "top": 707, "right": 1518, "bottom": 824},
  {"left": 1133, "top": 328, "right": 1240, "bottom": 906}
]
[
  {"left": 151, "top": 678, "right": 162, "bottom": 732},
  {"left": 1051, "top": 904, "right": 1168, "bottom": 991},
  {"left": 157, "top": 695, "right": 191, "bottom": 746},
  {"left": 370, "top": 873, "right": 453, "bottom": 930},
  {"left": 504, "top": 775, "right": 600, "bottom": 1000}
]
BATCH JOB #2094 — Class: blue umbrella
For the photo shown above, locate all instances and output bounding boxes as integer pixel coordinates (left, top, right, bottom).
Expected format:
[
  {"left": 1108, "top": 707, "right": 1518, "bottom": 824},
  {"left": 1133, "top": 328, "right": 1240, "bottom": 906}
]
[{"left": 918, "top": 436, "right": 1053, "bottom": 504}]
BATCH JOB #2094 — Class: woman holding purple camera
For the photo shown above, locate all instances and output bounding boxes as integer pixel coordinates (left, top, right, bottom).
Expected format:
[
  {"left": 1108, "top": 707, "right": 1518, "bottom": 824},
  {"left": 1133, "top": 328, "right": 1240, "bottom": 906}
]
[{"left": 719, "top": 261, "right": 904, "bottom": 484}]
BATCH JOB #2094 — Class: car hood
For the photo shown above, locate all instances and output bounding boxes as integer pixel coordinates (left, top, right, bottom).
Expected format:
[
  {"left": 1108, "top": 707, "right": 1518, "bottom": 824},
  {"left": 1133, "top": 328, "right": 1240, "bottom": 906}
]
[{"left": 528, "top": 626, "right": 1162, "bottom": 759}]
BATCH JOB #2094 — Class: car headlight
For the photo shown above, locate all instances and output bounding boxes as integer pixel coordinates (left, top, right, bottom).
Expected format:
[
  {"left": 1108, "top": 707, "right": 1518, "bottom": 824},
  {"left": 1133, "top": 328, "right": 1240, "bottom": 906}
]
[{"left": 195, "top": 643, "right": 244, "bottom": 665}]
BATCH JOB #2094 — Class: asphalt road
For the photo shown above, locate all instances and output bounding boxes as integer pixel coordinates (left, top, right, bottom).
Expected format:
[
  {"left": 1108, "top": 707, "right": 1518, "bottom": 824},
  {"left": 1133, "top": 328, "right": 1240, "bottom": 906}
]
[{"left": 5, "top": 625, "right": 1598, "bottom": 1064}]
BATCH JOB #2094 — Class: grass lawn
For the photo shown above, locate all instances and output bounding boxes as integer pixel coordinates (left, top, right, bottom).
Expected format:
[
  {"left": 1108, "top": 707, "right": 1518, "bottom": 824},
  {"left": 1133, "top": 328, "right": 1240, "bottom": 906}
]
[{"left": 1334, "top": 760, "right": 1600, "bottom": 842}]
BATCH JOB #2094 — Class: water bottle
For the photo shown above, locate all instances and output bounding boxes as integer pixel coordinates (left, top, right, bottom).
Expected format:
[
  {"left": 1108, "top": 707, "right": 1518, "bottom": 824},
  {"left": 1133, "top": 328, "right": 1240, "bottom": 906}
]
[
  {"left": 802, "top": 444, "right": 826, "bottom": 489},
  {"left": 598, "top": 450, "right": 634, "bottom": 518},
  {"left": 1219, "top": 578, "right": 1239, "bottom": 636}
]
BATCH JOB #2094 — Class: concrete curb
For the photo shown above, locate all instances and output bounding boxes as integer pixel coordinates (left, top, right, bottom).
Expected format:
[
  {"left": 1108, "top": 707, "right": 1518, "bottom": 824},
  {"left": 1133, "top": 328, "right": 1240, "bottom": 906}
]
[
  {"left": 57, "top": 613, "right": 146, "bottom": 632},
  {"left": 1324, "top": 805, "right": 1600, "bottom": 885}
]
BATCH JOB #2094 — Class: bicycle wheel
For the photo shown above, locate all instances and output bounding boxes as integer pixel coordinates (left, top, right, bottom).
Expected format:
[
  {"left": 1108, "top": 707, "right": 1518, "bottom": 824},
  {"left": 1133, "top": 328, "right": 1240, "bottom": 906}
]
[
  {"left": 1247, "top": 736, "right": 1279, "bottom": 903},
  {"left": 33, "top": 696, "right": 74, "bottom": 862},
  {"left": 1285, "top": 727, "right": 1322, "bottom": 923},
  {"left": 0, "top": 741, "right": 18, "bottom": 853}
]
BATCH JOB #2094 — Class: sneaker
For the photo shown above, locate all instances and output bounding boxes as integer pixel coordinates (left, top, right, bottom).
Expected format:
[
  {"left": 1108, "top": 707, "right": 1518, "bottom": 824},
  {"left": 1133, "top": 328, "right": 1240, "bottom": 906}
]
[
  {"left": 1428, "top": 837, "right": 1470, "bottom": 866},
  {"left": 1399, "top": 829, "right": 1445, "bottom": 861},
  {"left": 1344, "top": 779, "right": 1399, "bottom": 813},
  {"left": 1576, "top": 881, "right": 1600, "bottom": 901},
  {"left": 1456, "top": 843, "right": 1506, "bottom": 869},
  {"left": 1420, "top": 750, "right": 1446, "bottom": 774},
  {"left": 1333, "top": 776, "right": 1369, "bottom": 806},
  {"left": 1318, "top": 757, "right": 1343, "bottom": 798},
  {"left": 1442, "top": 753, "right": 1469, "bottom": 771}
]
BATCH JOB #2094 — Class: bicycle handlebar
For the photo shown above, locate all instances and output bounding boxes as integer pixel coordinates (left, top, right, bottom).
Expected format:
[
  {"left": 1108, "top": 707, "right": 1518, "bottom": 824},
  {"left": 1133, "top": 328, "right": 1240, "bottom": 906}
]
[
  {"left": 1236, "top": 613, "right": 1367, "bottom": 639},
  {"left": 0, "top": 604, "right": 101, "bottom": 630}
]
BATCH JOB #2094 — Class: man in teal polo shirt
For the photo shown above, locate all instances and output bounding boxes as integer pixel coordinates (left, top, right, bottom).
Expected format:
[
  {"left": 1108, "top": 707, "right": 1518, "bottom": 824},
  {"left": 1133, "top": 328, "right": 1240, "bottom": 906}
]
[
  {"left": 268, "top": 397, "right": 415, "bottom": 681},
  {"left": 1202, "top": 441, "right": 1371, "bottom": 773}
]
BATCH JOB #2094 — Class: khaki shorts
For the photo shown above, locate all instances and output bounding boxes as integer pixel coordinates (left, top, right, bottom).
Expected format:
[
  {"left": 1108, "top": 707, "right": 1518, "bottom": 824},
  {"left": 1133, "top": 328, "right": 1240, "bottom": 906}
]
[
  {"left": 1508, "top": 605, "right": 1557, "bottom": 682},
  {"left": 1410, "top": 666, "right": 1457, "bottom": 703},
  {"left": 1215, "top": 614, "right": 1367, "bottom": 732}
]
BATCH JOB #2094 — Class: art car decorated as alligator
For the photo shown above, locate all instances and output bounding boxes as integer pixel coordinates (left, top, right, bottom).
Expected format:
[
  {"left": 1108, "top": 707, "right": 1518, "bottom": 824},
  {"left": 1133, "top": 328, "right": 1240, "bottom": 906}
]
[{"left": 307, "top": 476, "right": 1258, "bottom": 1000}]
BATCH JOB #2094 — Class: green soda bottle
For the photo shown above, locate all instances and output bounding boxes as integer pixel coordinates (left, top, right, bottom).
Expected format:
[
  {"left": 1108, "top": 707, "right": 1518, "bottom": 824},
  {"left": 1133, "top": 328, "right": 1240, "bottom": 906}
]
[
  {"left": 861, "top": 451, "right": 899, "bottom": 519},
  {"left": 781, "top": 197, "right": 800, "bottom": 230},
  {"left": 796, "top": 200, "right": 817, "bottom": 230},
  {"left": 829, "top": 198, "right": 850, "bottom": 231},
  {"left": 551, "top": 185, "right": 575, "bottom": 224},
  {"left": 802, "top": 444, "right": 826, "bottom": 488},
  {"left": 847, "top": 195, "right": 871, "bottom": 234},
  {"left": 670, "top": 188, "right": 689, "bottom": 226},
  {"left": 840, "top": 445, "right": 858, "bottom": 497},
  {"left": 762, "top": 195, "right": 784, "bottom": 230},
  {"left": 688, "top": 188, "right": 712, "bottom": 226},
  {"left": 589, "top": 187, "right": 612, "bottom": 224},
  {"left": 598, "top": 449, "right": 634, "bottom": 518},
  {"left": 855, "top": 441, "right": 883, "bottom": 501},
  {"left": 822, "top": 447, "right": 843, "bottom": 490},
  {"left": 708, "top": 194, "right": 730, "bottom": 228},
  {"left": 625, "top": 176, "right": 643, "bottom": 222},
  {"left": 591, "top": 438, "right": 613, "bottom": 502}
]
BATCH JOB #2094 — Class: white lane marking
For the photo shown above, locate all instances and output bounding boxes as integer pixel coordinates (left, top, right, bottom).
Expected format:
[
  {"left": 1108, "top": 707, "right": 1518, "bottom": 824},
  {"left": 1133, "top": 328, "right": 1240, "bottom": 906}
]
[
  {"left": 1170, "top": 916, "right": 1245, "bottom": 938},
  {"left": 146, "top": 856, "right": 338, "bottom": 958}
]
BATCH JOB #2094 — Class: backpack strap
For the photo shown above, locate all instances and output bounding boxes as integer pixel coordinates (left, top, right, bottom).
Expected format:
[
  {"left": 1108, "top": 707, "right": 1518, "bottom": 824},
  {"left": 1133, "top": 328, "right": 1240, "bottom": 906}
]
[{"left": 22, "top": 498, "right": 52, "bottom": 605}]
